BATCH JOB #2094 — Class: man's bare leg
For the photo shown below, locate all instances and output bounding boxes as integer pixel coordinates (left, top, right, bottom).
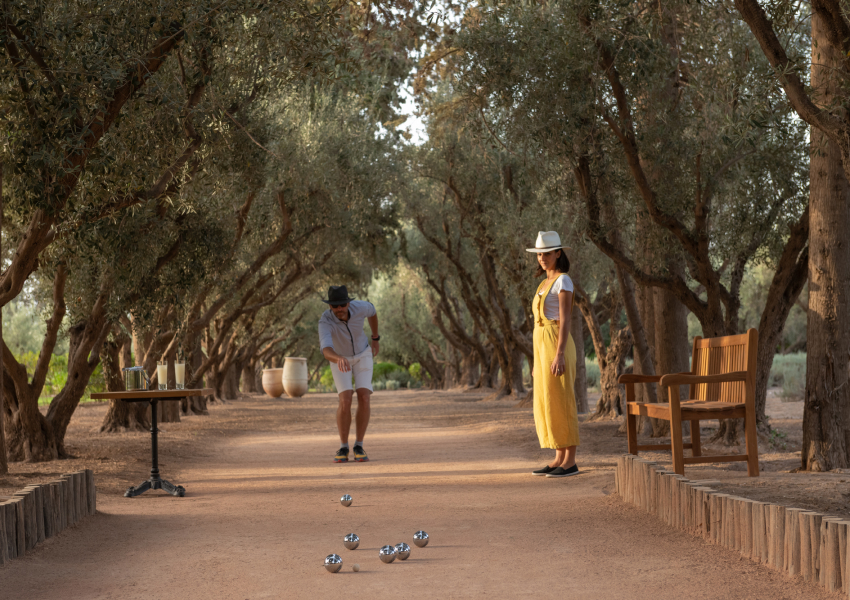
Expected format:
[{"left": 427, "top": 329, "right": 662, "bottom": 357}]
[
  {"left": 336, "top": 390, "right": 354, "bottom": 444},
  {"left": 354, "top": 388, "right": 371, "bottom": 442}
]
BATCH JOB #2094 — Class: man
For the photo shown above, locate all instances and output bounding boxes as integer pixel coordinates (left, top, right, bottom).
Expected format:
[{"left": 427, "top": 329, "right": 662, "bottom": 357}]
[{"left": 318, "top": 285, "right": 380, "bottom": 463}]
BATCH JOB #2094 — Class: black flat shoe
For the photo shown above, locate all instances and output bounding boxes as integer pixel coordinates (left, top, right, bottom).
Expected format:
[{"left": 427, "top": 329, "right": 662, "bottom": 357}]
[
  {"left": 545, "top": 464, "right": 580, "bottom": 478},
  {"left": 532, "top": 465, "right": 556, "bottom": 476}
]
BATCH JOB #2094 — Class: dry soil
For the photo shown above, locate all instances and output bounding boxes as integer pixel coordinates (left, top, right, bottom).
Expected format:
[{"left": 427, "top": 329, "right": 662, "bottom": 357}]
[{"left": 0, "top": 389, "right": 844, "bottom": 600}]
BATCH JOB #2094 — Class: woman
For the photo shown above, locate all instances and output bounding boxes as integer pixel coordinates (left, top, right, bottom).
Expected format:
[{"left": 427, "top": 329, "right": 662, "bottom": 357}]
[{"left": 526, "top": 231, "right": 580, "bottom": 478}]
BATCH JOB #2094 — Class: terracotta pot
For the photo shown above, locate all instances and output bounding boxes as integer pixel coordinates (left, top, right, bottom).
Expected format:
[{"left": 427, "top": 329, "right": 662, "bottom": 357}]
[
  {"left": 282, "top": 356, "right": 309, "bottom": 398},
  {"left": 262, "top": 368, "right": 284, "bottom": 398}
]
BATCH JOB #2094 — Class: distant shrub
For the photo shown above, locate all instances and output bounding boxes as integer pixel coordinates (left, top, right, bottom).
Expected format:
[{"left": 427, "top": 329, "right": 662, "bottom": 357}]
[
  {"left": 585, "top": 358, "right": 600, "bottom": 391},
  {"left": 770, "top": 353, "right": 806, "bottom": 401},
  {"left": 385, "top": 380, "right": 400, "bottom": 391},
  {"left": 387, "top": 370, "right": 411, "bottom": 387},
  {"left": 373, "top": 361, "right": 404, "bottom": 379},
  {"left": 320, "top": 366, "right": 335, "bottom": 389},
  {"left": 409, "top": 363, "right": 422, "bottom": 381},
  {"left": 373, "top": 380, "right": 386, "bottom": 391}
]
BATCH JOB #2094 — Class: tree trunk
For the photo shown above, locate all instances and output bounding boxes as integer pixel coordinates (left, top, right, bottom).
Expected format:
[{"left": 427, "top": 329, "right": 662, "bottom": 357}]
[
  {"left": 241, "top": 359, "right": 257, "bottom": 393},
  {"left": 1, "top": 370, "right": 57, "bottom": 462},
  {"left": 754, "top": 210, "right": 809, "bottom": 433},
  {"left": 571, "top": 303, "right": 588, "bottom": 413},
  {"left": 635, "top": 277, "right": 659, "bottom": 434},
  {"left": 223, "top": 363, "right": 239, "bottom": 400},
  {"left": 0, "top": 169, "right": 6, "bottom": 474},
  {"left": 654, "top": 286, "right": 690, "bottom": 438},
  {"left": 100, "top": 334, "right": 149, "bottom": 432},
  {"left": 591, "top": 327, "right": 633, "bottom": 420},
  {"left": 46, "top": 317, "right": 110, "bottom": 457},
  {"left": 802, "top": 12, "right": 850, "bottom": 471},
  {"left": 509, "top": 345, "right": 525, "bottom": 395}
]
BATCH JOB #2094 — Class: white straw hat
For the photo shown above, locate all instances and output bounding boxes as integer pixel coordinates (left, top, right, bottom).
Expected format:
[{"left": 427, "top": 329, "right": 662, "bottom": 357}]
[{"left": 525, "top": 231, "right": 571, "bottom": 253}]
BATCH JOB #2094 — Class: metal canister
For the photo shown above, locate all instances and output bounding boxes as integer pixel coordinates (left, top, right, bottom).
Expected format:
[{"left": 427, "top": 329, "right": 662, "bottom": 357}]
[{"left": 122, "top": 366, "right": 150, "bottom": 391}]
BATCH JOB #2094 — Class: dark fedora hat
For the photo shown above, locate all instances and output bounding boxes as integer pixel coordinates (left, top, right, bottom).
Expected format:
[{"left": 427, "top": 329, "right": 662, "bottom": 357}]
[{"left": 322, "top": 285, "right": 356, "bottom": 306}]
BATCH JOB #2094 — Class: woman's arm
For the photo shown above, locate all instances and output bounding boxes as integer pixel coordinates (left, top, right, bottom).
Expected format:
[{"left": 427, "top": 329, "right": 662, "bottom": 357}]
[{"left": 550, "top": 289, "right": 574, "bottom": 375}]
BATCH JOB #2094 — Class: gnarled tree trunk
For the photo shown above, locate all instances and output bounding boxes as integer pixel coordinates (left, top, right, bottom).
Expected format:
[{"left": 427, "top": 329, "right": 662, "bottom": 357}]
[
  {"left": 802, "top": 11, "right": 850, "bottom": 471},
  {"left": 100, "top": 332, "right": 150, "bottom": 432}
]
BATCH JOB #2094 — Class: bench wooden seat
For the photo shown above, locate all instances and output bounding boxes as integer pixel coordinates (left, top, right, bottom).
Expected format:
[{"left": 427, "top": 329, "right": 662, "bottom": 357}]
[{"left": 619, "top": 328, "right": 759, "bottom": 477}]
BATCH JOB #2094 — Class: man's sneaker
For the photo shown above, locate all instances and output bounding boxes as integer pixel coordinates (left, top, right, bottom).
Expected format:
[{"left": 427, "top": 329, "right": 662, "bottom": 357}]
[
  {"left": 353, "top": 445, "right": 369, "bottom": 462},
  {"left": 334, "top": 447, "right": 350, "bottom": 463}
]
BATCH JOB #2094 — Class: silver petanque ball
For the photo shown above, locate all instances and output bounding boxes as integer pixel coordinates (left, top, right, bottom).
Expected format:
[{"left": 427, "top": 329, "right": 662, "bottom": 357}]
[
  {"left": 324, "top": 554, "right": 343, "bottom": 573},
  {"left": 394, "top": 542, "right": 411, "bottom": 560},
  {"left": 343, "top": 533, "right": 360, "bottom": 550},
  {"left": 340, "top": 494, "right": 353, "bottom": 507},
  {"left": 378, "top": 545, "right": 397, "bottom": 563},
  {"left": 413, "top": 531, "right": 429, "bottom": 548}
]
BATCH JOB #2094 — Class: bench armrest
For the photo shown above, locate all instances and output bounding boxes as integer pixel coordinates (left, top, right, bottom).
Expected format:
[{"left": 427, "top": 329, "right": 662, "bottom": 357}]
[
  {"left": 618, "top": 374, "right": 662, "bottom": 384},
  {"left": 659, "top": 371, "right": 748, "bottom": 386}
]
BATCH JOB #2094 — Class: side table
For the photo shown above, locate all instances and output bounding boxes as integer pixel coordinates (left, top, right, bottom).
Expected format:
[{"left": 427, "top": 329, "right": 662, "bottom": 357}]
[{"left": 90, "top": 388, "right": 214, "bottom": 497}]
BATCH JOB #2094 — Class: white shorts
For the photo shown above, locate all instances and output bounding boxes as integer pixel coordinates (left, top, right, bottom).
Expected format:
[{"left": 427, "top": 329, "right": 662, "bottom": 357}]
[{"left": 330, "top": 347, "right": 374, "bottom": 393}]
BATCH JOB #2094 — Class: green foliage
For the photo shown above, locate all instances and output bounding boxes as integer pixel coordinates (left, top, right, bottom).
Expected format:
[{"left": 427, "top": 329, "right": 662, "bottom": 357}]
[
  {"left": 409, "top": 363, "right": 422, "bottom": 381},
  {"left": 374, "top": 361, "right": 405, "bottom": 379},
  {"left": 320, "top": 366, "right": 335, "bottom": 390}
]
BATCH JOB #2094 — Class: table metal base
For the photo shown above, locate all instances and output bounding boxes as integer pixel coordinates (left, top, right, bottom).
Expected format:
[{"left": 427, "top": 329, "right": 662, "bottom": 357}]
[
  {"left": 125, "top": 476, "right": 185, "bottom": 497},
  {"left": 124, "top": 397, "right": 186, "bottom": 498}
]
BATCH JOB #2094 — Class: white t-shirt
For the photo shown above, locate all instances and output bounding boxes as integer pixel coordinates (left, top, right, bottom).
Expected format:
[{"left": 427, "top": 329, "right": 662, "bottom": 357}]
[{"left": 538, "top": 274, "right": 574, "bottom": 320}]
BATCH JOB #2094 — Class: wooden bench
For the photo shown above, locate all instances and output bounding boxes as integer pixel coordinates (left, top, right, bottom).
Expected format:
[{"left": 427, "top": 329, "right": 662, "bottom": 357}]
[{"left": 618, "top": 328, "right": 759, "bottom": 477}]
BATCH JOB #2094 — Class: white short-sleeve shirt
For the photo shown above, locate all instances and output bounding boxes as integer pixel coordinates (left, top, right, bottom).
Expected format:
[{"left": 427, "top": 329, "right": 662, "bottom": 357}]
[{"left": 538, "top": 274, "right": 574, "bottom": 320}]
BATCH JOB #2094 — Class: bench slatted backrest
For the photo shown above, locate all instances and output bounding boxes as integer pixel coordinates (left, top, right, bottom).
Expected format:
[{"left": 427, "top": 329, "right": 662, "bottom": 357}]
[{"left": 688, "top": 329, "right": 758, "bottom": 403}]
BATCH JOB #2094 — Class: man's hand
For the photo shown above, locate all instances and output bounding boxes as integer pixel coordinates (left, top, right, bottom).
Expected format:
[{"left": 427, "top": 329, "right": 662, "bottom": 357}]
[
  {"left": 337, "top": 357, "right": 351, "bottom": 373},
  {"left": 371, "top": 340, "right": 379, "bottom": 358}
]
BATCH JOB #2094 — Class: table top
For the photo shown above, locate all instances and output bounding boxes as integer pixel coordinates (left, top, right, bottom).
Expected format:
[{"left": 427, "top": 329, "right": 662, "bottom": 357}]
[{"left": 90, "top": 388, "right": 214, "bottom": 400}]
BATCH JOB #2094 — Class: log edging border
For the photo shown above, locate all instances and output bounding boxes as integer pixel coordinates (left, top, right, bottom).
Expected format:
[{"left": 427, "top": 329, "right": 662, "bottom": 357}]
[
  {"left": 616, "top": 455, "right": 849, "bottom": 596},
  {"left": 0, "top": 469, "right": 96, "bottom": 564}
]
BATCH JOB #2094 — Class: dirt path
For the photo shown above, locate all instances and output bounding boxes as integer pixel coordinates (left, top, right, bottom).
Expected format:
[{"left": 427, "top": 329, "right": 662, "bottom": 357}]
[{"left": 3, "top": 391, "right": 839, "bottom": 599}]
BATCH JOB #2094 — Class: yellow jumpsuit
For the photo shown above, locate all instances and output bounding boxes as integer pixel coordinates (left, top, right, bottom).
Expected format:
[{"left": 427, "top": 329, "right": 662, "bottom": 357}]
[{"left": 532, "top": 277, "right": 581, "bottom": 449}]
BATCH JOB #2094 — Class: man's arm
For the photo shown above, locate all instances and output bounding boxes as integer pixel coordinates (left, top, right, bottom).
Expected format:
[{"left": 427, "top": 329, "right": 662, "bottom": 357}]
[
  {"left": 367, "top": 313, "right": 379, "bottom": 357},
  {"left": 319, "top": 318, "right": 351, "bottom": 372},
  {"left": 322, "top": 346, "right": 351, "bottom": 372}
]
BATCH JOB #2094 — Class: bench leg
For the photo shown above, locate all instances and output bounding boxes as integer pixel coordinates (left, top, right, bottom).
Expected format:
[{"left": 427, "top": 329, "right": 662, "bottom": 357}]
[
  {"left": 690, "top": 420, "right": 701, "bottom": 457},
  {"left": 744, "top": 412, "right": 760, "bottom": 477},
  {"left": 669, "top": 387, "right": 685, "bottom": 475},
  {"left": 626, "top": 411, "right": 638, "bottom": 455}
]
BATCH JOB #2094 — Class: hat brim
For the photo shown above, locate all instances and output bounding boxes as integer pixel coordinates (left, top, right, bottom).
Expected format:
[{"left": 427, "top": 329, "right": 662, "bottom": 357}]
[
  {"left": 525, "top": 246, "right": 571, "bottom": 253},
  {"left": 322, "top": 298, "right": 355, "bottom": 305}
]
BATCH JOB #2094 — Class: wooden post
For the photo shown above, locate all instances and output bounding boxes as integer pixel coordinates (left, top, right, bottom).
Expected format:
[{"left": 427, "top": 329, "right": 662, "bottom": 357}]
[
  {"left": 30, "top": 486, "right": 45, "bottom": 544},
  {"left": 0, "top": 501, "right": 8, "bottom": 565},
  {"left": 11, "top": 497, "right": 24, "bottom": 556},
  {"left": 783, "top": 508, "right": 805, "bottom": 577},
  {"left": 41, "top": 484, "right": 54, "bottom": 539},
  {"left": 767, "top": 504, "right": 786, "bottom": 570},
  {"left": 62, "top": 474, "right": 77, "bottom": 524},
  {"left": 60, "top": 477, "right": 74, "bottom": 526},
  {"left": 739, "top": 499, "right": 753, "bottom": 558},
  {"left": 86, "top": 469, "right": 96, "bottom": 516},
  {"left": 751, "top": 502, "right": 769, "bottom": 563},
  {"left": 615, "top": 456, "right": 621, "bottom": 496},
  {"left": 76, "top": 471, "right": 86, "bottom": 520},
  {"left": 695, "top": 488, "right": 712, "bottom": 539},
  {"left": 12, "top": 489, "right": 37, "bottom": 551},
  {"left": 50, "top": 482, "right": 63, "bottom": 534},
  {"left": 0, "top": 501, "right": 15, "bottom": 560},
  {"left": 832, "top": 520, "right": 848, "bottom": 596},
  {"left": 800, "top": 512, "right": 823, "bottom": 582},
  {"left": 821, "top": 517, "right": 843, "bottom": 592}
]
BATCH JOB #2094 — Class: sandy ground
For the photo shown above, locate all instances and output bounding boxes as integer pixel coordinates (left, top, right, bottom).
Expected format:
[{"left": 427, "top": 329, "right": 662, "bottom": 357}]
[{"left": 0, "top": 389, "right": 844, "bottom": 599}]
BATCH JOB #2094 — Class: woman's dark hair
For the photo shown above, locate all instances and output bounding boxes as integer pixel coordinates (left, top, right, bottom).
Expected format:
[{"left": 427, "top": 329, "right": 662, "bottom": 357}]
[{"left": 534, "top": 249, "right": 571, "bottom": 278}]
